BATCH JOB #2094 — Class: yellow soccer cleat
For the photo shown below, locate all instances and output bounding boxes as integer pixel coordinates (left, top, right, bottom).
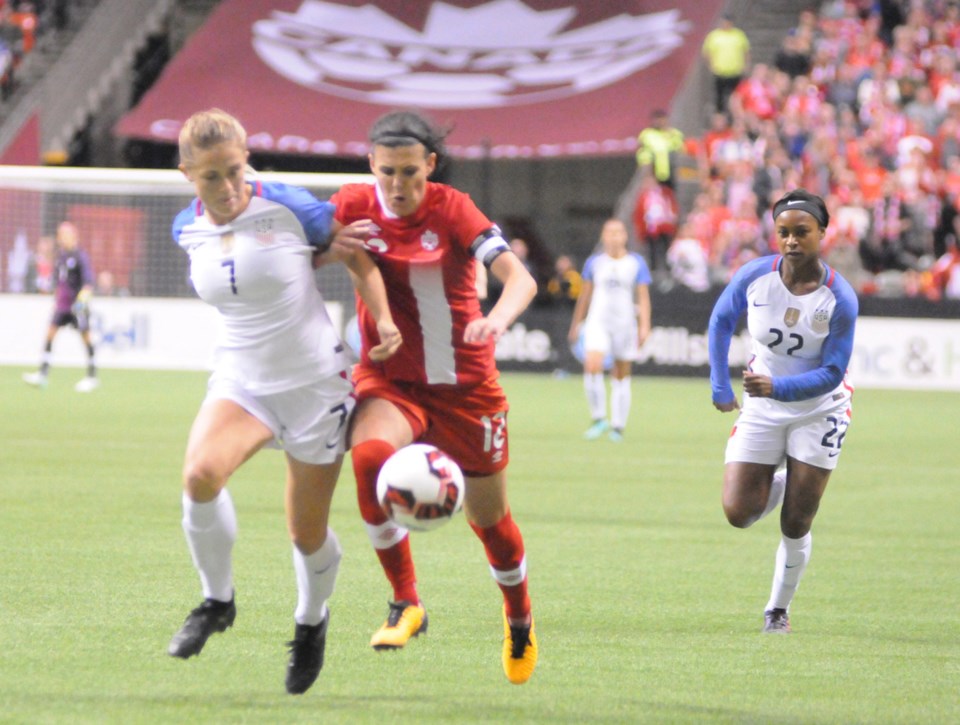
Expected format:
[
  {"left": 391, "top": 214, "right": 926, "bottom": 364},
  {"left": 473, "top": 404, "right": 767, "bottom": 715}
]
[
  {"left": 370, "top": 600, "right": 428, "bottom": 650},
  {"left": 502, "top": 609, "right": 538, "bottom": 685}
]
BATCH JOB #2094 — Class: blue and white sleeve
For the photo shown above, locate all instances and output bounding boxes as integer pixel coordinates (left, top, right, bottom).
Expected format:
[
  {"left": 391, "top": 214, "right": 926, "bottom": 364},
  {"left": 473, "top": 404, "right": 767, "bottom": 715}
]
[
  {"left": 582, "top": 254, "right": 597, "bottom": 282},
  {"left": 262, "top": 183, "right": 335, "bottom": 250},
  {"left": 632, "top": 252, "right": 652, "bottom": 285},
  {"left": 171, "top": 203, "right": 198, "bottom": 244},
  {"left": 708, "top": 271, "right": 749, "bottom": 404}
]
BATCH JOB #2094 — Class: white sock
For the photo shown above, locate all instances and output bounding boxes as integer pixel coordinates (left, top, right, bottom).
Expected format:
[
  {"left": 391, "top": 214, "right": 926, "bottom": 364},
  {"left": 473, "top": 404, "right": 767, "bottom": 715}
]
[
  {"left": 765, "top": 532, "right": 812, "bottom": 612},
  {"left": 759, "top": 469, "right": 786, "bottom": 521},
  {"left": 610, "top": 377, "right": 632, "bottom": 430},
  {"left": 292, "top": 529, "right": 342, "bottom": 626},
  {"left": 364, "top": 519, "right": 408, "bottom": 550},
  {"left": 181, "top": 490, "right": 237, "bottom": 602},
  {"left": 584, "top": 372, "right": 606, "bottom": 421}
]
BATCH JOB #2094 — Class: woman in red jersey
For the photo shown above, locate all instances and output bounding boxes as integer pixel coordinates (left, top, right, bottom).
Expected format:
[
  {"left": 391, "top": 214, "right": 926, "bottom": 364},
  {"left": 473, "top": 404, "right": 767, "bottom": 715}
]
[{"left": 331, "top": 110, "right": 538, "bottom": 685}]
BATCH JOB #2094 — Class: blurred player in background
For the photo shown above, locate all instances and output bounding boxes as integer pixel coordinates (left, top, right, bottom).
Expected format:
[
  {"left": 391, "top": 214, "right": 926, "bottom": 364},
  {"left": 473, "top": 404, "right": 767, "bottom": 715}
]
[
  {"left": 708, "top": 189, "right": 858, "bottom": 634},
  {"left": 331, "top": 109, "right": 539, "bottom": 684},
  {"left": 22, "top": 221, "right": 99, "bottom": 392},
  {"left": 167, "top": 108, "right": 400, "bottom": 695},
  {"left": 567, "top": 218, "right": 652, "bottom": 442}
]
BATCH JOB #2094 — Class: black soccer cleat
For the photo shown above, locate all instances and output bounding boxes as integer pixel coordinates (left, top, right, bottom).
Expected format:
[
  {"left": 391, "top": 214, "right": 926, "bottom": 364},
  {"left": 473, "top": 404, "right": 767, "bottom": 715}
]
[
  {"left": 168, "top": 597, "right": 236, "bottom": 658},
  {"left": 285, "top": 612, "right": 329, "bottom": 695},
  {"left": 762, "top": 608, "right": 791, "bottom": 634}
]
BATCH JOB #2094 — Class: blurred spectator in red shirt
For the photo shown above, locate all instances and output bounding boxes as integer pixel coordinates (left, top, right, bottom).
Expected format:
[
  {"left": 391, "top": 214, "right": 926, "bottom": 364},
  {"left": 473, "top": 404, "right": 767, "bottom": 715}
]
[
  {"left": 730, "top": 64, "right": 780, "bottom": 127},
  {"left": 697, "top": 111, "right": 733, "bottom": 181},
  {"left": 9, "top": 2, "right": 37, "bottom": 54},
  {"left": 714, "top": 193, "right": 764, "bottom": 276},
  {"left": 852, "top": 146, "right": 889, "bottom": 203},
  {"left": 632, "top": 173, "right": 679, "bottom": 280}
]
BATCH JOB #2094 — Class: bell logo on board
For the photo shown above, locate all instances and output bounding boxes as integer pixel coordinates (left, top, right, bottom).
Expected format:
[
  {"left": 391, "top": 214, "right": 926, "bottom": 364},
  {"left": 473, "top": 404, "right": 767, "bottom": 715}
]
[{"left": 251, "top": 0, "right": 691, "bottom": 108}]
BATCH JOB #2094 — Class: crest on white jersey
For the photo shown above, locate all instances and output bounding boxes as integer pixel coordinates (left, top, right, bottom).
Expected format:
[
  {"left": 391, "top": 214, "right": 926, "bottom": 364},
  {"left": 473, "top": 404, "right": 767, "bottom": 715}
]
[
  {"left": 783, "top": 307, "right": 800, "bottom": 328},
  {"left": 421, "top": 230, "right": 440, "bottom": 251},
  {"left": 253, "top": 217, "right": 275, "bottom": 245},
  {"left": 812, "top": 308, "right": 830, "bottom": 332}
]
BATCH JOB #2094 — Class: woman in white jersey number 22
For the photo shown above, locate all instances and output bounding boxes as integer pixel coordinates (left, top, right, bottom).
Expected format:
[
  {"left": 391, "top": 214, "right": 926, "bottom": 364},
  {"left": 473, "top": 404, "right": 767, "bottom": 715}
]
[{"left": 708, "top": 188, "right": 858, "bottom": 635}]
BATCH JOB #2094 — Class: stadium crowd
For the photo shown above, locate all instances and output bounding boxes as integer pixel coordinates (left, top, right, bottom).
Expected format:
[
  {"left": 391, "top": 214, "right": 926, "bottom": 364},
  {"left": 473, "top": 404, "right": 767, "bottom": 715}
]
[
  {"left": 635, "top": 0, "right": 960, "bottom": 302},
  {"left": 0, "top": 1, "right": 46, "bottom": 101}
]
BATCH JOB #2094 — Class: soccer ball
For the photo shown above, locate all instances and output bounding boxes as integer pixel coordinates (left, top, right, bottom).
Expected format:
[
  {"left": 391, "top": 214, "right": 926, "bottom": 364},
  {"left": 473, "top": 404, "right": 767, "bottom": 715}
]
[{"left": 376, "top": 444, "right": 465, "bottom": 532}]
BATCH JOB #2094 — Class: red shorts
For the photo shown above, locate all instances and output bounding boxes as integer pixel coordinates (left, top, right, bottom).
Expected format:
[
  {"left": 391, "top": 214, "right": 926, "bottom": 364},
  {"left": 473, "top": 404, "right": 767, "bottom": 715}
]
[{"left": 353, "top": 365, "right": 509, "bottom": 477}]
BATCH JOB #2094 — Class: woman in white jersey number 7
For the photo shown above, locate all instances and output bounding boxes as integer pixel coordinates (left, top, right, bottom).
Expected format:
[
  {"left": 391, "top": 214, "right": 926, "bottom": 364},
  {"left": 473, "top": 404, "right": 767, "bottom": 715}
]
[
  {"left": 708, "top": 189, "right": 858, "bottom": 634},
  {"left": 166, "top": 109, "right": 401, "bottom": 695}
]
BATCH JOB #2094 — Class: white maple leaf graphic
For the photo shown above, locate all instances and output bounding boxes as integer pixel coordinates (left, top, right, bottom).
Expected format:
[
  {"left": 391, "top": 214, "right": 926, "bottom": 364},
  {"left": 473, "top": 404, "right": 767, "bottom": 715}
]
[{"left": 252, "top": 0, "right": 690, "bottom": 109}]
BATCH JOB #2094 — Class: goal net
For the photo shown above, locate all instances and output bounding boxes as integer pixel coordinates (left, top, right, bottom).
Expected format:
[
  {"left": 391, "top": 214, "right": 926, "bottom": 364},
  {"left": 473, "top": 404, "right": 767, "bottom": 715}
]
[{"left": 0, "top": 165, "right": 372, "bottom": 305}]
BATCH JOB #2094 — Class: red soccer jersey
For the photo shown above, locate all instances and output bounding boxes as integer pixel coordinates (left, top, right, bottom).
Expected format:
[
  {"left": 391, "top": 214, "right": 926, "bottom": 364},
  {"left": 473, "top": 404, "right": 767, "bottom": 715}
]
[{"left": 332, "top": 181, "right": 497, "bottom": 386}]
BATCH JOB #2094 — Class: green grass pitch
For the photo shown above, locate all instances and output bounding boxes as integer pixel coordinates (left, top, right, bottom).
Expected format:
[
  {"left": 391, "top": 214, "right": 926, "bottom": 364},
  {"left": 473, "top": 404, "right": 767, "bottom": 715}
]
[{"left": 2, "top": 367, "right": 957, "bottom": 724}]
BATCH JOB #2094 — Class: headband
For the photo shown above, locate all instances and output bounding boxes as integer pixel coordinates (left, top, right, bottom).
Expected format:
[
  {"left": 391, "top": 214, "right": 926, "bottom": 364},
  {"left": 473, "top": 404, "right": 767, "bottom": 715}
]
[
  {"left": 371, "top": 131, "right": 433, "bottom": 152},
  {"left": 772, "top": 198, "right": 827, "bottom": 227}
]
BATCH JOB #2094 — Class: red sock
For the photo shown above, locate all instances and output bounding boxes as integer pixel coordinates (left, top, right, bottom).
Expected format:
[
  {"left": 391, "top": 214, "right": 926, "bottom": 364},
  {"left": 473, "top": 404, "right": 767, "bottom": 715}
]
[
  {"left": 375, "top": 537, "right": 418, "bottom": 604},
  {"left": 352, "top": 439, "right": 394, "bottom": 525},
  {"left": 470, "top": 511, "right": 530, "bottom": 620},
  {"left": 352, "top": 439, "right": 419, "bottom": 604}
]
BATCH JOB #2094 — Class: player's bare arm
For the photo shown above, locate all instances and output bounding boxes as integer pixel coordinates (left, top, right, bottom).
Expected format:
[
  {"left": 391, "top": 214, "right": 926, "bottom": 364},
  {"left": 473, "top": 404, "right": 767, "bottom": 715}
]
[
  {"left": 330, "top": 218, "right": 379, "bottom": 252},
  {"left": 464, "top": 251, "right": 537, "bottom": 344},
  {"left": 636, "top": 283, "right": 652, "bottom": 345},
  {"left": 331, "top": 243, "right": 402, "bottom": 362},
  {"left": 567, "top": 279, "right": 593, "bottom": 343}
]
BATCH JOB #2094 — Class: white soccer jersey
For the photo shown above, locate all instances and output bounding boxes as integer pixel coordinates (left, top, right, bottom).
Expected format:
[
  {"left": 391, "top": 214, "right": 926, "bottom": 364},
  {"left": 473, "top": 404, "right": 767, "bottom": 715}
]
[
  {"left": 709, "top": 255, "right": 858, "bottom": 407},
  {"left": 582, "top": 252, "right": 652, "bottom": 330},
  {"left": 173, "top": 183, "right": 349, "bottom": 394}
]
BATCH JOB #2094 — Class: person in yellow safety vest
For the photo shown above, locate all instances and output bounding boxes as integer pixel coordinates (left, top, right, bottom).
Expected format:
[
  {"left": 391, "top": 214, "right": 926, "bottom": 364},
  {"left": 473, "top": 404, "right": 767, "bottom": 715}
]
[
  {"left": 636, "top": 109, "right": 685, "bottom": 190},
  {"left": 702, "top": 13, "right": 751, "bottom": 114}
]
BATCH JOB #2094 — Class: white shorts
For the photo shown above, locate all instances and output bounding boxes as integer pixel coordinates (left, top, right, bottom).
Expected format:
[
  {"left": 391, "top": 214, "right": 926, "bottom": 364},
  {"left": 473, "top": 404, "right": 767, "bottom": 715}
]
[
  {"left": 582, "top": 322, "right": 637, "bottom": 362},
  {"left": 724, "top": 392, "right": 852, "bottom": 470},
  {"left": 205, "top": 371, "right": 356, "bottom": 465}
]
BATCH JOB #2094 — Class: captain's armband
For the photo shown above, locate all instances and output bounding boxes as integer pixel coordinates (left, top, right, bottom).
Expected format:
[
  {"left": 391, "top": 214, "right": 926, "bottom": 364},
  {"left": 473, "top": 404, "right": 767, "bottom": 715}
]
[{"left": 469, "top": 227, "right": 509, "bottom": 268}]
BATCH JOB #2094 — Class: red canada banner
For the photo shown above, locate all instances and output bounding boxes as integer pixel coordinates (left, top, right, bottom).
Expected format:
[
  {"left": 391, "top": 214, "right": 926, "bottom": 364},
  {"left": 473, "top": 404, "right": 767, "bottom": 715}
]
[{"left": 115, "top": 0, "right": 723, "bottom": 158}]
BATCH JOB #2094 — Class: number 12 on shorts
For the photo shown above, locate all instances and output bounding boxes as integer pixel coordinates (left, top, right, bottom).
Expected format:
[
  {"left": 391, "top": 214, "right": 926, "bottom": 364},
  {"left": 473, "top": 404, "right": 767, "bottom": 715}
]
[{"left": 480, "top": 413, "right": 506, "bottom": 453}]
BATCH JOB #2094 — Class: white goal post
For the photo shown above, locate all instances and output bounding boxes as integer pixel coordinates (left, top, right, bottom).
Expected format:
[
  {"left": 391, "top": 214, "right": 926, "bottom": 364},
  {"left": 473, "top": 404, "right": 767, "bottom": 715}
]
[
  {"left": 0, "top": 165, "right": 371, "bottom": 370},
  {"left": 0, "top": 164, "right": 372, "bottom": 299}
]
